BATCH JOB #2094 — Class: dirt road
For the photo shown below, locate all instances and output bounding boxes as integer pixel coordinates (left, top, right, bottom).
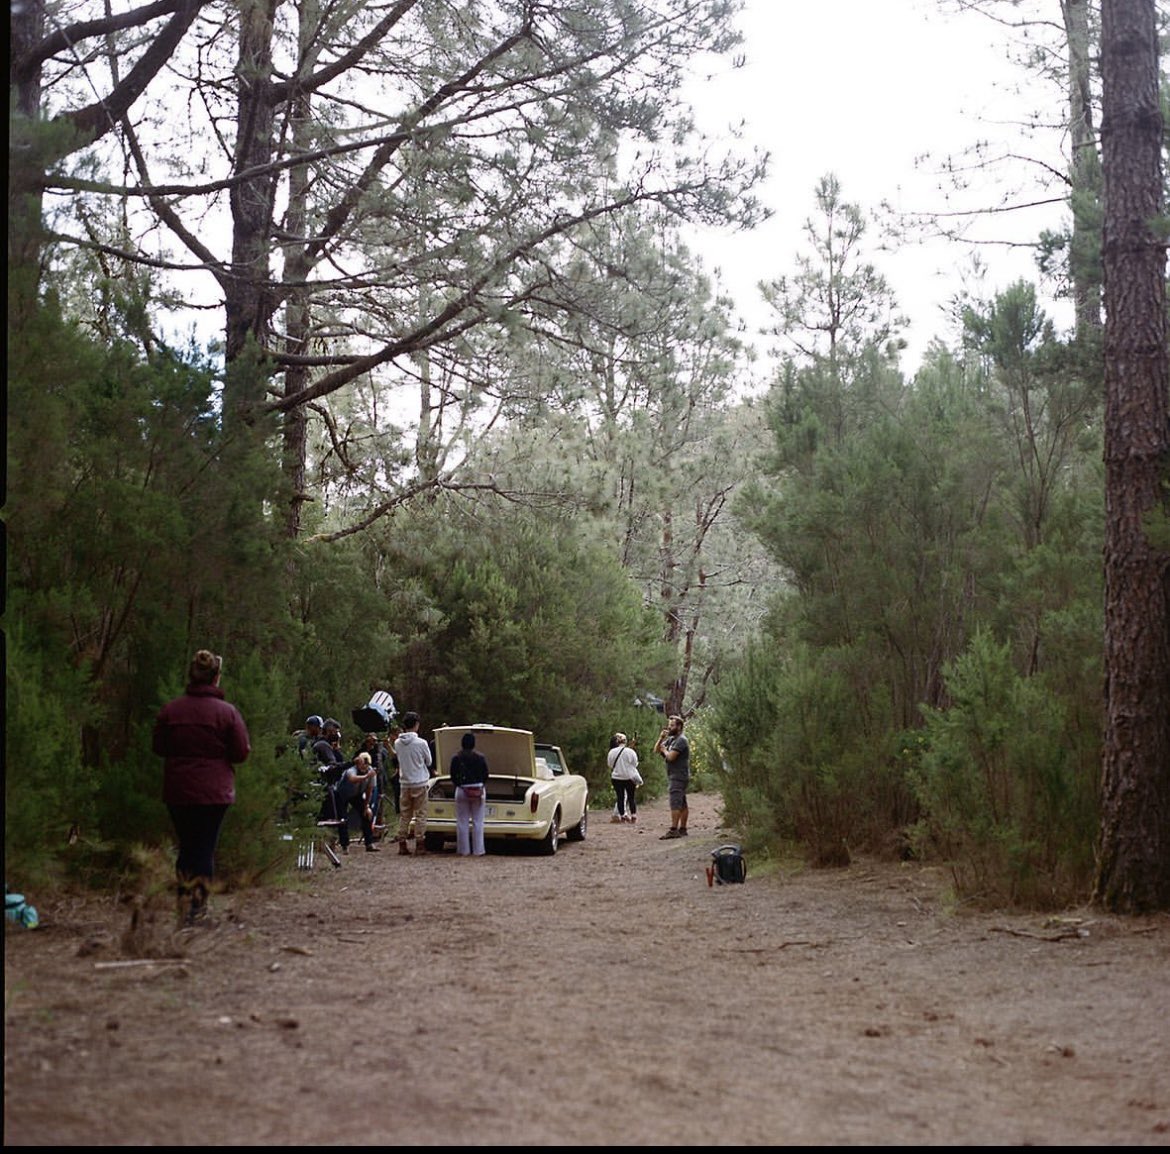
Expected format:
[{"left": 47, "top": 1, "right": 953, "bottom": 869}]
[{"left": 4, "top": 791, "right": 1169, "bottom": 1145}]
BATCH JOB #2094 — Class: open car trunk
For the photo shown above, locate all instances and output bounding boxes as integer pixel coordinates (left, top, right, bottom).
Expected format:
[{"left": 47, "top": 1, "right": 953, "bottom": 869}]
[{"left": 432, "top": 724, "right": 543, "bottom": 779}]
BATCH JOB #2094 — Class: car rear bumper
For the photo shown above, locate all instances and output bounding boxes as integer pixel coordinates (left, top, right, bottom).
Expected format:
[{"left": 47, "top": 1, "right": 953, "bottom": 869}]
[{"left": 424, "top": 811, "right": 552, "bottom": 841}]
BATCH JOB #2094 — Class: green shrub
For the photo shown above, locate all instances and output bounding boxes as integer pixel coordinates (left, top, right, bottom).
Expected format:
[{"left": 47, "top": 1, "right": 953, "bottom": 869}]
[
  {"left": 711, "top": 642, "right": 898, "bottom": 865},
  {"left": 909, "top": 630, "right": 1097, "bottom": 906},
  {"left": 4, "top": 627, "right": 100, "bottom": 886}
]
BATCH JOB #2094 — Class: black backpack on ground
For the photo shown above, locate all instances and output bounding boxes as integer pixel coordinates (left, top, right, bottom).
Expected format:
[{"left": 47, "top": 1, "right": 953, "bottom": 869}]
[{"left": 711, "top": 844, "right": 746, "bottom": 884}]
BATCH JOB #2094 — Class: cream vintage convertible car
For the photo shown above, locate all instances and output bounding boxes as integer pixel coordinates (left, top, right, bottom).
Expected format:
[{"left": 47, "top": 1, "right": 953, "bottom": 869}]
[{"left": 423, "top": 724, "right": 588, "bottom": 854}]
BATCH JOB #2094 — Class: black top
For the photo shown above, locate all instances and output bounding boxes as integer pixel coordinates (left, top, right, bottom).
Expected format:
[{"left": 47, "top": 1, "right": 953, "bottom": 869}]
[{"left": 449, "top": 749, "right": 489, "bottom": 788}]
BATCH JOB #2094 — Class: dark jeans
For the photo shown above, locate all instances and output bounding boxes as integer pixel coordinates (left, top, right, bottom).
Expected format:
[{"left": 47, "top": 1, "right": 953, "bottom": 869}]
[
  {"left": 613, "top": 779, "right": 637, "bottom": 817},
  {"left": 168, "top": 803, "right": 230, "bottom": 881},
  {"left": 337, "top": 789, "right": 373, "bottom": 848}
]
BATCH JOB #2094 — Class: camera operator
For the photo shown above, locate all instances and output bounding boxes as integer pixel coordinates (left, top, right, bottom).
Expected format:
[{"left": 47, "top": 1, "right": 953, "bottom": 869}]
[{"left": 654, "top": 714, "right": 690, "bottom": 839}]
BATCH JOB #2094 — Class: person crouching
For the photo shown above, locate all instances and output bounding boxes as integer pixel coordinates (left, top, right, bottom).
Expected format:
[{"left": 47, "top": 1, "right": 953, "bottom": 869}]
[{"left": 336, "top": 752, "right": 379, "bottom": 853}]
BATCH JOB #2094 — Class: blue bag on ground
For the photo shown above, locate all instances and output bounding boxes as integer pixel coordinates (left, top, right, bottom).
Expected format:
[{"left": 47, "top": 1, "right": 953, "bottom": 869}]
[{"left": 5, "top": 889, "right": 39, "bottom": 928}]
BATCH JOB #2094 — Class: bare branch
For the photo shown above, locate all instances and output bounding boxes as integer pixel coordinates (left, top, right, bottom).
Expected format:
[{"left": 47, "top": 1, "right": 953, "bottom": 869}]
[
  {"left": 265, "top": 183, "right": 701, "bottom": 411},
  {"left": 11, "top": 0, "right": 200, "bottom": 82},
  {"left": 62, "top": 0, "right": 209, "bottom": 153},
  {"left": 271, "top": 0, "right": 419, "bottom": 103}
]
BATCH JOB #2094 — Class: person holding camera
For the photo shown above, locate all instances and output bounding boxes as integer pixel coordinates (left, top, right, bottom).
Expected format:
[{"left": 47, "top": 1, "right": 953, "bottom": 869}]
[{"left": 654, "top": 714, "right": 690, "bottom": 839}]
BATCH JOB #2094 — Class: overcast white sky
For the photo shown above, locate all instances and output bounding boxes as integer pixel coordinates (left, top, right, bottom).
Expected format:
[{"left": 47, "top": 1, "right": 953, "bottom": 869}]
[{"left": 683, "top": 0, "right": 1072, "bottom": 374}]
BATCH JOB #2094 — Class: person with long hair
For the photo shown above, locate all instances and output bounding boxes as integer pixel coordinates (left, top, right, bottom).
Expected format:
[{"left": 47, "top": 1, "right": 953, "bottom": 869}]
[{"left": 152, "top": 650, "right": 251, "bottom": 925}]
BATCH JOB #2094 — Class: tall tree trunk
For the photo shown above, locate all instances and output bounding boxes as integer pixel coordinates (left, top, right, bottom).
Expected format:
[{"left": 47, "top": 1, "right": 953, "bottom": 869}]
[
  {"left": 224, "top": 0, "right": 280, "bottom": 422},
  {"left": 659, "top": 508, "right": 685, "bottom": 714},
  {"left": 282, "top": 304, "right": 311, "bottom": 536},
  {"left": 1094, "top": 0, "right": 1170, "bottom": 913},
  {"left": 1061, "top": 0, "right": 1104, "bottom": 342},
  {"left": 280, "top": 0, "right": 319, "bottom": 538},
  {"left": 416, "top": 346, "right": 440, "bottom": 485},
  {"left": 8, "top": 0, "right": 47, "bottom": 327}
]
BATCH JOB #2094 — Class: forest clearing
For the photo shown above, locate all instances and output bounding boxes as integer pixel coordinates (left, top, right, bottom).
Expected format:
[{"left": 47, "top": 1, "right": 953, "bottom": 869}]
[
  {"left": 6, "top": 11, "right": 1170, "bottom": 1141},
  {"left": 5, "top": 792, "right": 1168, "bottom": 1147}
]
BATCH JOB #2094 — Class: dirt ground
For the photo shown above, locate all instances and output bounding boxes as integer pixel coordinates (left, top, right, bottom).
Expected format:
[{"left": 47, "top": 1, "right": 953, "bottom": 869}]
[{"left": 4, "top": 790, "right": 1169, "bottom": 1146}]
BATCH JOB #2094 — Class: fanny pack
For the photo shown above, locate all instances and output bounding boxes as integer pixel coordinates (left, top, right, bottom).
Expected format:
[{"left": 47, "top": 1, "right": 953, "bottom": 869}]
[{"left": 460, "top": 784, "right": 485, "bottom": 799}]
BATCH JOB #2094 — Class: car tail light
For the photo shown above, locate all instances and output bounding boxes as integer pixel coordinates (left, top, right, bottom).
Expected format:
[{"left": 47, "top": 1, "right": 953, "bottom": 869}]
[{"left": 530, "top": 792, "right": 539, "bottom": 814}]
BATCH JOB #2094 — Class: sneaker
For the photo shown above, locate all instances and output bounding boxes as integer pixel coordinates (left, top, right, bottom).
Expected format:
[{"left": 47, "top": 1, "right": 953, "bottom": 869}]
[
  {"left": 678, "top": 828, "right": 688, "bottom": 836},
  {"left": 659, "top": 829, "right": 681, "bottom": 840},
  {"left": 610, "top": 815, "right": 622, "bottom": 824},
  {"left": 365, "top": 843, "right": 380, "bottom": 853}
]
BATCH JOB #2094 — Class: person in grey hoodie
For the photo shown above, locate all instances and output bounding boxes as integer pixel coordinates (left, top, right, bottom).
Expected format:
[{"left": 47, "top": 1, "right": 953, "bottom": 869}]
[{"left": 392, "top": 711, "right": 433, "bottom": 855}]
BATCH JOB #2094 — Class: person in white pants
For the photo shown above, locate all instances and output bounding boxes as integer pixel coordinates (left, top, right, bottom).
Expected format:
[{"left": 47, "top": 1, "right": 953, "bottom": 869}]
[{"left": 450, "top": 731, "right": 489, "bottom": 856}]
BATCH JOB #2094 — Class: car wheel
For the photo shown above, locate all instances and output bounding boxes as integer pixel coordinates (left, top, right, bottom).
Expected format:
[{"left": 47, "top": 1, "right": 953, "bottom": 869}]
[
  {"left": 566, "top": 807, "right": 587, "bottom": 842},
  {"left": 538, "top": 810, "right": 560, "bottom": 855},
  {"left": 423, "top": 833, "right": 445, "bottom": 853}
]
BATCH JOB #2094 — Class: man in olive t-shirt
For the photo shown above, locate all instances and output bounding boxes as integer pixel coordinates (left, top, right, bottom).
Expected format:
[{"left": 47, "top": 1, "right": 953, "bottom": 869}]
[{"left": 654, "top": 714, "right": 690, "bottom": 839}]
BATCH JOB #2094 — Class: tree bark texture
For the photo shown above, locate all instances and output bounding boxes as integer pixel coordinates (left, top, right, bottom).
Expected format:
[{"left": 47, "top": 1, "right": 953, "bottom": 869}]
[
  {"left": 279, "top": 0, "right": 321, "bottom": 539},
  {"left": 1095, "top": 0, "right": 1170, "bottom": 912},
  {"left": 1061, "top": 0, "right": 1104, "bottom": 340},
  {"left": 8, "top": 0, "right": 47, "bottom": 319},
  {"left": 224, "top": 0, "right": 280, "bottom": 409}
]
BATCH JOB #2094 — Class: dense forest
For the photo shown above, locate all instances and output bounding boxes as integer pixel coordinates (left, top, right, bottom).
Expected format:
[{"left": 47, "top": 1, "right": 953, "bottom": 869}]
[{"left": 6, "top": 0, "right": 1168, "bottom": 909}]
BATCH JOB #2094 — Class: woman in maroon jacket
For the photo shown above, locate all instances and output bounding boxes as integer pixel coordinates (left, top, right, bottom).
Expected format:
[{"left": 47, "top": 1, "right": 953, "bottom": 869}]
[{"left": 152, "top": 649, "right": 251, "bottom": 924}]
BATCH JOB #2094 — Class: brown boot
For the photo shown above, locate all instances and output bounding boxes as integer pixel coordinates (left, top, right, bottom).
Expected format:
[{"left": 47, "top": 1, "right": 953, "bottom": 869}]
[
  {"left": 397, "top": 838, "right": 411, "bottom": 856},
  {"left": 413, "top": 837, "right": 427, "bottom": 856}
]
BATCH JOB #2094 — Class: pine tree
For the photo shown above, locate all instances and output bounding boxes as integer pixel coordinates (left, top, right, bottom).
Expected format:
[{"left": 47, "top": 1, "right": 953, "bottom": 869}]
[{"left": 1094, "top": 0, "right": 1170, "bottom": 912}]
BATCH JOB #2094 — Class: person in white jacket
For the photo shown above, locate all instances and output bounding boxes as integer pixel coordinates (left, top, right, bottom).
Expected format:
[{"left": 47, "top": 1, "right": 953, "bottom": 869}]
[
  {"left": 607, "top": 733, "right": 643, "bottom": 824},
  {"left": 393, "top": 711, "right": 433, "bottom": 855}
]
